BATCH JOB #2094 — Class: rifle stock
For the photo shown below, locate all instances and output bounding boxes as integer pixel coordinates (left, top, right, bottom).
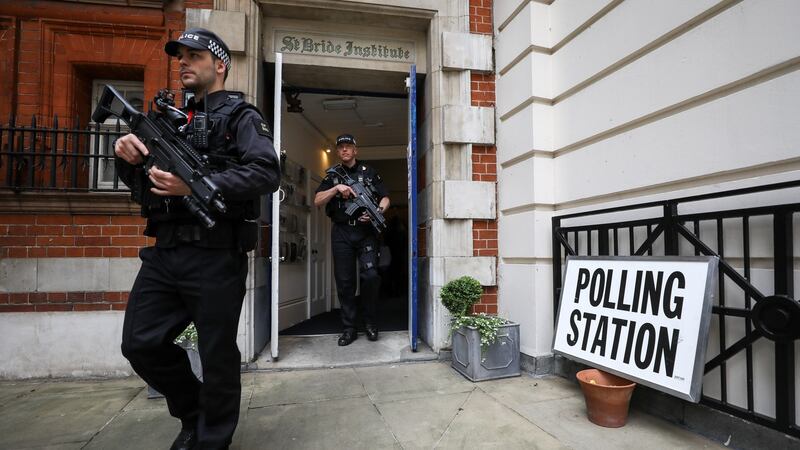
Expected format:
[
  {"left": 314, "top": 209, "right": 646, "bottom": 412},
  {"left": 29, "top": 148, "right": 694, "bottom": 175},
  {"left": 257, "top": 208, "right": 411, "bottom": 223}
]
[{"left": 93, "top": 85, "right": 226, "bottom": 228}]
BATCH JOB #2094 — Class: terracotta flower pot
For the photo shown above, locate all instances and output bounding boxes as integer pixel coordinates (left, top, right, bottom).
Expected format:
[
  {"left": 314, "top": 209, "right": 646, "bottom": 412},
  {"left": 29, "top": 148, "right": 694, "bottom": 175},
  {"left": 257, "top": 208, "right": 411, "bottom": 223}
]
[{"left": 576, "top": 368, "right": 636, "bottom": 428}]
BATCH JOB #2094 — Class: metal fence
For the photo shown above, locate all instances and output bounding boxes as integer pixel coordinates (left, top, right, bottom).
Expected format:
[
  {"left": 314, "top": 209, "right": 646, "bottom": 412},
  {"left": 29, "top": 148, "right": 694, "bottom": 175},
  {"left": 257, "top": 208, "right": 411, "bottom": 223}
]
[
  {"left": 0, "top": 115, "right": 128, "bottom": 192},
  {"left": 552, "top": 181, "right": 800, "bottom": 438}
]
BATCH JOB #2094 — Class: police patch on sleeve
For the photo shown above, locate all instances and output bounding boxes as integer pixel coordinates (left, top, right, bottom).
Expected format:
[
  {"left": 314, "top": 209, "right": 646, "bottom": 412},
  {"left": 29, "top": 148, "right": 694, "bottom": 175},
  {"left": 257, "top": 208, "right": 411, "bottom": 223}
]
[{"left": 253, "top": 117, "right": 272, "bottom": 138}]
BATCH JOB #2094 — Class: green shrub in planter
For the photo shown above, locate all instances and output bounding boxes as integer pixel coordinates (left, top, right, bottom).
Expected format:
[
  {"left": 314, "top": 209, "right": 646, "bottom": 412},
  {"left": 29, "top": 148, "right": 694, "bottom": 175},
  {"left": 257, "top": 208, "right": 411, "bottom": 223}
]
[
  {"left": 441, "top": 276, "right": 520, "bottom": 381},
  {"left": 452, "top": 313, "right": 508, "bottom": 349},
  {"left": 147, "top": 323, "right": 201, "bottom": 399},
  {"left": 440, "top": 275, "right": 483, "bottom": 317},
  {"left": 175, "top": 323, "right": 198, "bottom": 349}
]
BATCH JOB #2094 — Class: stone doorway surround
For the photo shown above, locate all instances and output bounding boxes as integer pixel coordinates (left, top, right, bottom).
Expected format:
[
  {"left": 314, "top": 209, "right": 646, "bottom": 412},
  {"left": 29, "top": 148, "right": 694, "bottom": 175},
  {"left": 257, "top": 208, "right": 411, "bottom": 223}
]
[{"left": 186, "top": 0, "right": 496, "bottom": 359}]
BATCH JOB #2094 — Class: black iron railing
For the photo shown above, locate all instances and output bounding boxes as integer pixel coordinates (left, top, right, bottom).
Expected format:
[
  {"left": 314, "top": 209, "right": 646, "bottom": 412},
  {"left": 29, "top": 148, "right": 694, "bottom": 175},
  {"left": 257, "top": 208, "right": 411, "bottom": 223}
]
[
  {"left": 0, "top": 115, "right": 128, "bottom": 192},
  {"left": 552, "top": 181, "right": 800, "bottom": 438}
]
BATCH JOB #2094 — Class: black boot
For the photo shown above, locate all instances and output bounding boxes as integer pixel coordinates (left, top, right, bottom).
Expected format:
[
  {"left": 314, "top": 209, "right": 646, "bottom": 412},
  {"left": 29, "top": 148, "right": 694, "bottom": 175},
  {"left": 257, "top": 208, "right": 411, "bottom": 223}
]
[
  {"left": 338, "top": 329, "right": 358, "bottom": 346},
  {"left": 365, "top": 324, "right": 379, "bottom": 341}
]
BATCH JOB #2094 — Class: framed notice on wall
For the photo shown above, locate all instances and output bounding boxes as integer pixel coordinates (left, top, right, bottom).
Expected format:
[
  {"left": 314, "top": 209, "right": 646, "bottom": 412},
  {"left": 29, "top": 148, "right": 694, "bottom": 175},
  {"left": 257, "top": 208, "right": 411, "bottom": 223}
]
[{"left": 553, "top": 256, "right": 718, "bottom": 402}]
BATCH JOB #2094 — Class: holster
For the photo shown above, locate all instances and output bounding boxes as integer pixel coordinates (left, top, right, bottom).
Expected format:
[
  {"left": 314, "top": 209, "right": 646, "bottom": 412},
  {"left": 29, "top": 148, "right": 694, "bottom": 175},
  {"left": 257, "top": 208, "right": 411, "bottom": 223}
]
[{"left": 236, "top": 220, "right": 259, "bottom": 252}]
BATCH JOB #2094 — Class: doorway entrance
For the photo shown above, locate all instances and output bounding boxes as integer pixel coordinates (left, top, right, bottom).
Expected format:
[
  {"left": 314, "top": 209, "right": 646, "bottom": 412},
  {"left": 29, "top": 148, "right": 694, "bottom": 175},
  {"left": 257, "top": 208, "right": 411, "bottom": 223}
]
[{"left": 253, "top": 61, "right": 425, "bottom": 364}]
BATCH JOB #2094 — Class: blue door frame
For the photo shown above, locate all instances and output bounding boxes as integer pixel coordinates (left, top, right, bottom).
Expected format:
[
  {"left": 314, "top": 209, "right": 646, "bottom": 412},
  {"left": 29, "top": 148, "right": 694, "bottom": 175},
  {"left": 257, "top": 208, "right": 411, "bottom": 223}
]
[{"left": 407, "top": 65, "right": 419, "bottom": 351}]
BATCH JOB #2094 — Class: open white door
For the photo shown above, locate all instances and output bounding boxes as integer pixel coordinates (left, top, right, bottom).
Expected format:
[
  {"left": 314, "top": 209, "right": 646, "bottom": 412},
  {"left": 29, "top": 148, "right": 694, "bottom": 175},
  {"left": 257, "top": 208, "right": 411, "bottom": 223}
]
[
  {"left": 308, "top": 174, "right": 328, "bottom": 317},
  {"left": 270, "top": 53, "right": 283, "bottom": 360}
]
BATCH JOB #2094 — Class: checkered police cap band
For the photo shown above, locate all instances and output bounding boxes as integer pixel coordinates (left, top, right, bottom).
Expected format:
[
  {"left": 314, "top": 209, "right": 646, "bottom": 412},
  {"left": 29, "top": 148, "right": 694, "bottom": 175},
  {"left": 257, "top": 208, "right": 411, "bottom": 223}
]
[
  {"left": 207, "top": 39, "right": 231, "bottom": 71},
  {"left": 165, "top": 29, "right": 232, "bottom": 72}
]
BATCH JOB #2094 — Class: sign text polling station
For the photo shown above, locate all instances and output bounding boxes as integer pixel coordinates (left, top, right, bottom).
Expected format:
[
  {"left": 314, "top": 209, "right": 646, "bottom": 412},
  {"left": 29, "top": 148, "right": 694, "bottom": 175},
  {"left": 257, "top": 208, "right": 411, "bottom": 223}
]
[{"left": 553, "top": 256, "right": 718, "bottom": 402}]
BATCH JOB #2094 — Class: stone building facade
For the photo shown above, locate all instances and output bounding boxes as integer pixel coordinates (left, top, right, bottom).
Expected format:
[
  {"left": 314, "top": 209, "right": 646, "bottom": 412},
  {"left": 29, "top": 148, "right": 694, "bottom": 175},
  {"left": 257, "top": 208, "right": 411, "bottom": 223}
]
[{"left": 1, "top": 4, "right": 798, "bottom": 442}]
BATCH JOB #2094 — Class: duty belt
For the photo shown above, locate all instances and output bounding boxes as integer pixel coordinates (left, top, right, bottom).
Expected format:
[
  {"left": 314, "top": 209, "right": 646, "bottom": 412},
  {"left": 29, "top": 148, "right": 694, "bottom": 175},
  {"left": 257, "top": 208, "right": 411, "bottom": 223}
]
[
  {"left": 175, "top": 224, "right": 203, "bottom": 242},
  {"left": 153, "top": 221, "right": 237, "bottom": 248},
  {"left": 335, "top": 219, "right": 362, "bottom": 227}
]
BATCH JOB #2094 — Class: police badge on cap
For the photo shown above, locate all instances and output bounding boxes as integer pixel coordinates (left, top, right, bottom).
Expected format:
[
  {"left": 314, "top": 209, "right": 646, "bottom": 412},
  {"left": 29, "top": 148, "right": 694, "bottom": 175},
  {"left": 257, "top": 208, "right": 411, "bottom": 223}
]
[
  {"left": 165, "top": 28, "right": 232, "bottom": 72},
  {"left": 336, "top": 134, "right": 357, "bottom": 146}
]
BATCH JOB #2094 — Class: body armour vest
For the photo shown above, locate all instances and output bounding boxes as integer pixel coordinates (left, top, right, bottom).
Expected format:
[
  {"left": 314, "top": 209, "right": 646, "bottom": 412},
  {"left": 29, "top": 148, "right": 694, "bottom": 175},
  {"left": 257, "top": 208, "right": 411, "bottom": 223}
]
[
  {"left": 324, "top": 163, "right": 382, "bottom": 222},
  {"left": 144, "top": 93, "right": 260, "bottom": 223}
]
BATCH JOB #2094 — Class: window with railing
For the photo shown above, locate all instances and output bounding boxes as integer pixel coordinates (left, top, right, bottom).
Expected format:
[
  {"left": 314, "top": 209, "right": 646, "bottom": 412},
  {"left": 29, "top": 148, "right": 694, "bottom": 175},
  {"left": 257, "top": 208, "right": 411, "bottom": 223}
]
[
  {"left": 0, "top": 81, "right": 142, "bottom": 193},
  {"left": 90, "top": 80, "right": 143, "bottom": 190}
]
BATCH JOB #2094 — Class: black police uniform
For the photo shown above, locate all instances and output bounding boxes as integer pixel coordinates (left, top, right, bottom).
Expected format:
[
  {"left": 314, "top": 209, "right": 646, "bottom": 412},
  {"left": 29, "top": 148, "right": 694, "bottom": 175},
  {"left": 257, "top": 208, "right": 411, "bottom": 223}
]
[
  {"left": 116, "top": 89, "right": 279, "bottom": 449},
  {"left": 316, "top": 161, "right": 389, "bottom": 336}
]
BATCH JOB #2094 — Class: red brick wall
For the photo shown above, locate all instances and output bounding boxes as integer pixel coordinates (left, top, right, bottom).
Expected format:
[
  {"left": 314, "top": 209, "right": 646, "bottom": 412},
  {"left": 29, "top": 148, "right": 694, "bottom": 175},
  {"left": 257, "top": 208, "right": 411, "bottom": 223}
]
[
  {"left": 469, "top": 1, "right": 498, "bottom": 314},
  {"left": 15, "top": 19, "right": 41, "bottom": 123},
  {"left": 469, "top": 0, "right": 493, "bottom": 34},
  {"left": 472, "top": 286, "right": 498, "bottom": 314},
  {"left": 0, "top": 291, "right": 130, "bottom": 313},
  {"left": 0, "top": 213, "right": 143, "bottom": 313},
  {"left": 0, "top": 18, "right": 16, "bottom": 121},
  {"left": 0, "top": 1, "right": 170, "bottom": 127},
  {"left": 472, "top": 145, "right": 497, "bottom": 182},
  {"left": 0, "top": 0, "right": 213, "bottom": 313},
  {"left": 0, "top": 214, "right": 153, "bottom": 258},
  {"left": 472, "top": 219, "right": 497, "bottom": 258},
  {"left": 470, "top": 73, "right": 495, "bottom": 108}
]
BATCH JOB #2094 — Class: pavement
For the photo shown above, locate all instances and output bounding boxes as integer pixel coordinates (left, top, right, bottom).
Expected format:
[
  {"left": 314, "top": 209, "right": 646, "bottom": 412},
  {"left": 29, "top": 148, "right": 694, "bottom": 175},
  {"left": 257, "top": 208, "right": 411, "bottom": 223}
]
[{"left": 0, "top": 361, "right": 725, "bottom": 450}]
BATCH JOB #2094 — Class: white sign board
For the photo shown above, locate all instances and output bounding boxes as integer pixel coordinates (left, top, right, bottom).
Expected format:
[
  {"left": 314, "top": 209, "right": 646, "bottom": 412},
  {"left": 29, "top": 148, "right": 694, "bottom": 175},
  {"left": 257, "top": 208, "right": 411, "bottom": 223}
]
[
  {"left": 553, "top": 256, "right": 718, "bottom": 402},
  {"left": 275, "top": 30, "right": 415, "bottom": 63}
]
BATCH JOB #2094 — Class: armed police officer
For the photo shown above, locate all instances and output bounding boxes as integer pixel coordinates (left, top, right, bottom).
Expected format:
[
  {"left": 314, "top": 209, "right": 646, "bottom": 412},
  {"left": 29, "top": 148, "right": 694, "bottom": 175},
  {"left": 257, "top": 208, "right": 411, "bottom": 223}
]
[
  {"left": 113, "top": 28, "right": 279, "bottom": 450},
  {"left": 314, "top": 134, "right": 390, "bottom": 346}
]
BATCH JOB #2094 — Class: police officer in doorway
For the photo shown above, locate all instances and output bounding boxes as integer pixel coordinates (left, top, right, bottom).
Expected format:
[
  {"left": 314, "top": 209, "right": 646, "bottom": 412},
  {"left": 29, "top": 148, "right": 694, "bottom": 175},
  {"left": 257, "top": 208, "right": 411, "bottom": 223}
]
[
  {"left": 314, "top": 134, "right": 390, "bottom": 346},
  {"left": 114, "top": 28, "right": 279, "bottom": 450}
]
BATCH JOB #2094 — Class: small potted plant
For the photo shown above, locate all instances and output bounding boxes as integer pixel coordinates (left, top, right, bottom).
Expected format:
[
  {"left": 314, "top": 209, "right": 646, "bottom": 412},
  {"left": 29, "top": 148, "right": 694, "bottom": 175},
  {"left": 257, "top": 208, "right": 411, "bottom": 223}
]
[
  {"left": 147, "top": 323, "right": 202, "bottom": 399},
  {"left": 441, "top": 276, "right": 520, "bottom": 381}
]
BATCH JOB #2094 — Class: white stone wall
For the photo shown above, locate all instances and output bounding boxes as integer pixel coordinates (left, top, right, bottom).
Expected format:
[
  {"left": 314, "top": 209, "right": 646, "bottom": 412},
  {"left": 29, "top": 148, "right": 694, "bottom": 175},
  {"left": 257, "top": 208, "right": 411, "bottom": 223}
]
[
  {"left": 0, "top": 256, "right": 256, "bottom": 377},
  {"left": 494, "top": 0, "right": 800, "bottom": 369},
  {"left": 0, "top": 312, "right": 131, "bottom": 379}
]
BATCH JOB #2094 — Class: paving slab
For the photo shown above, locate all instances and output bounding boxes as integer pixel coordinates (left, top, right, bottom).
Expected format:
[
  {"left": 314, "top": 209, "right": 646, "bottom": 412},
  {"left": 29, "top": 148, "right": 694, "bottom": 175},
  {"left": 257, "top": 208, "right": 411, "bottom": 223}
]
[
  {"left": 125, "top": 376, "right": 255, "bottom": 415},
  {"left": 436, "top": 389, "right": 566, "bottom": 449},
  {"left": 240, "top": 395, "right": 400, "bottom": 449},
  {"left": 249, "top": 367, "right": 366, "bottom": 408},
  {"left": 477, "top": 372, "right": 581, "bottom": 403},
  {"left": 16, "top": 443, "right": 85, "bottom": 450},
  {"left": 0, "top": 385, "right": 140, "bottom": 449},
  {"left": 122, "top": 387, "right": 169, "bottom": 411},
  {"left": 355, "top": 362, "right": 475, "bottom": 403},
  {"left": 488, "top": 389, "right": 725, "bottom": 450},
  {"left": 83, "top": 408, "right": 179, "bottom": 450},
  {"left": 0, "top": 380, "right": 43, "bottom": 407},
  {"left": 253, "top": 331, "right": 437, "bottom": 370},
  {"left": 28, "top": 377, "right": 144, "bottom": 395},
  {"left": 375, "top": 391, "right": 471, "bottom": 449}
]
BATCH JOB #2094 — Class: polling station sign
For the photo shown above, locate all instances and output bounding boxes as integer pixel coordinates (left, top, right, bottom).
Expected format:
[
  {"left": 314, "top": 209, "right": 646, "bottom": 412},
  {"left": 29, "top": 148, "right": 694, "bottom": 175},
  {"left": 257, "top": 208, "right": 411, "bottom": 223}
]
[{"left": 553, "top": 256, "right": 718, "bottom": 402}]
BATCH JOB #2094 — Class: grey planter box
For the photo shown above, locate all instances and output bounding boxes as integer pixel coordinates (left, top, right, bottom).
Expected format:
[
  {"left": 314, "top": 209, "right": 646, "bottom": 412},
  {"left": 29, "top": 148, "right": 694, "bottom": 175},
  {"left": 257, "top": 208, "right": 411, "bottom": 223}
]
[
  {"left": 147, "top": 346, "right": 202, "bottom": 399},
  {"left": 451, "top": 322, "right": 520, "bottom": 382}
]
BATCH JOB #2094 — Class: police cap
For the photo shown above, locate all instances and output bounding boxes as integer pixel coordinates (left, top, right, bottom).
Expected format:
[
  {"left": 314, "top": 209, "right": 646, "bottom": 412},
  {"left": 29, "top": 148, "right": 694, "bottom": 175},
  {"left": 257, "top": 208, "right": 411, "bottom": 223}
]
[
  {"left": 165, "top": 28, "right": 232, "bottom": 72},
  {"left": 336, "top": 134, "right": 357, "bottom": 147}
]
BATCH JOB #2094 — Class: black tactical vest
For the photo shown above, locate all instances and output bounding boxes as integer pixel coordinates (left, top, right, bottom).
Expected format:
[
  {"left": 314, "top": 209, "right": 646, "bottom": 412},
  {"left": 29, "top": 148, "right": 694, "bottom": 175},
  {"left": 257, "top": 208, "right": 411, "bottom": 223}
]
[
  {"left": 325, "top": 163, "right": 382, "bottom": 222},
  {"left": 145, "top": 93, "right": 260, "bottom": 223}
]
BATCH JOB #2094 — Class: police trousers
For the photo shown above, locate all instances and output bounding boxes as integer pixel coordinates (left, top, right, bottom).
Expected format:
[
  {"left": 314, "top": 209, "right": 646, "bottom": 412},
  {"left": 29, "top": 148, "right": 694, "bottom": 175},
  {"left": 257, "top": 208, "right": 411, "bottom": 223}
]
[
  {"left": 121, "top": 244, "right": 247, "bottom": 449},
  {"left": 331, "top": 222, "right": 381, "bottom": 331}
]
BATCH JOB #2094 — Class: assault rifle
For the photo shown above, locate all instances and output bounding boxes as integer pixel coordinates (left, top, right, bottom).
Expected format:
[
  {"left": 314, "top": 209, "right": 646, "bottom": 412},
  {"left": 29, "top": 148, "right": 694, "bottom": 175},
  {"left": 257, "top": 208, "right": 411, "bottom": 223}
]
[
  {"left": 327, "top": 166, "right": 387, "bottom": 234},
  {"left": 92, "top": 85, "right": 226, "bottom": 228}
]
